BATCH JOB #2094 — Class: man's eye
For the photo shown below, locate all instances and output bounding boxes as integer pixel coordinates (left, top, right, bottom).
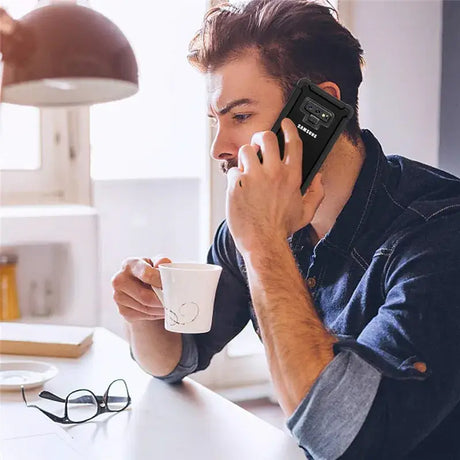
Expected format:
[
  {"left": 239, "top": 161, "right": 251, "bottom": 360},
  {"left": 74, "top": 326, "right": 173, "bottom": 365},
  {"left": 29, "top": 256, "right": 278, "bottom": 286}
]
[{"left": 233, "top": 114, "right": 251, "bottom": 123}]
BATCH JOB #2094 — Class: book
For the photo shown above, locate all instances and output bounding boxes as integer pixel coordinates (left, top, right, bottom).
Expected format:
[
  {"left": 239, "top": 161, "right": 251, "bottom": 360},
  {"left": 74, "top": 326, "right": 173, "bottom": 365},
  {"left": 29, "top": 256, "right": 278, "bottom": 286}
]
[{"left": 0, "top": 322, "right": 94, "bottom": 358}]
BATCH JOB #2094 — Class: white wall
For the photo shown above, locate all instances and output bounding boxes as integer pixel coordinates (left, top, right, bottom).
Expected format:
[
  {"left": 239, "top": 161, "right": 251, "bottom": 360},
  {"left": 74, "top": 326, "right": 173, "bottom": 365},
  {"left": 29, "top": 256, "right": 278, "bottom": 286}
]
[
  {"left": 339, "top": 0, "right": 443, "bottom": 166},
  {"left": 439, "top": 0, "right": 460, "bottom": 177}
]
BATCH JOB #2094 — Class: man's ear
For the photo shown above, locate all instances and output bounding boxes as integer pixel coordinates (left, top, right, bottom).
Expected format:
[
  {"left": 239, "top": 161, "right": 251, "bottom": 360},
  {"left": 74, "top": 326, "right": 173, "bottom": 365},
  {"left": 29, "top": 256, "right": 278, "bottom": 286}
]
[{"left": 317, "top": 81, "right": 341, "bottom": 100}]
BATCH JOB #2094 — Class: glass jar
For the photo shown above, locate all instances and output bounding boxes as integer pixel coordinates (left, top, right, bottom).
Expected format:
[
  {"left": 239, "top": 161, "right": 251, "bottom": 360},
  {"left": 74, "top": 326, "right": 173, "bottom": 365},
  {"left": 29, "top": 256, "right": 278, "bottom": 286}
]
[{"left": 0, "top": 253, "right": 21, "bottom": 321}]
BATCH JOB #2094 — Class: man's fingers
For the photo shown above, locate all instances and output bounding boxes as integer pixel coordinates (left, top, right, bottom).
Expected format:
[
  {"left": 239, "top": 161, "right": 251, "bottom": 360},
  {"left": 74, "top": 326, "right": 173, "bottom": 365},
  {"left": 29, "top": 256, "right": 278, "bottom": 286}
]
[
  {"left": 114, "top": 290, "right": 164, "bottom": 316},
  {"left": 282, "top": 118, "right": 303, "bottom": 170},
  {"left": 126, "top": 258, "right": 161, "bottom": 286},
  {"left": 238, "top": 144, "right": 259, "bottom": 173},
  {"left": 227, "top": 164, "right": 243, "bottom": 190},
  {"left": 302, "top": 173, "right": 325, "bottom": 212},
  {"left": 152, "top": 255, "right": 172, "bottom": 268},
  {"left": 250, "top": 131, "right": 280, "bottom": 168},
  {"left": 118, "top": 304, "right": 165, "bottom": 322},
  {"left": 114, "top": 256, "right": 171, "bottom": 324},
  {"left": 305, "top": 172, "right": 323, "bottom": 193},
  {"left": 118, "top": 276, "right": 162, "bottom": 307}
]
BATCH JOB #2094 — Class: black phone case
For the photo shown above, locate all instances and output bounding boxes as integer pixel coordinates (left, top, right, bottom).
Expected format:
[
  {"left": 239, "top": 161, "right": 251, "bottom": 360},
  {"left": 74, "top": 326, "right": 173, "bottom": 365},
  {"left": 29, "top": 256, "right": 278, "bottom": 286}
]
[{"left": 270, "top": 78, "right": 354, "bottom": 195}]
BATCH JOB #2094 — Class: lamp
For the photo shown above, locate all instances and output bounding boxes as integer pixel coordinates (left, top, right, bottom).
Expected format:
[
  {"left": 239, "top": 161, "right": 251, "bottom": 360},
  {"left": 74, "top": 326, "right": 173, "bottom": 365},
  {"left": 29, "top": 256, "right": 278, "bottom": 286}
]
[{"left": 0, "top": 3, "right": 138, "bottom": 107}]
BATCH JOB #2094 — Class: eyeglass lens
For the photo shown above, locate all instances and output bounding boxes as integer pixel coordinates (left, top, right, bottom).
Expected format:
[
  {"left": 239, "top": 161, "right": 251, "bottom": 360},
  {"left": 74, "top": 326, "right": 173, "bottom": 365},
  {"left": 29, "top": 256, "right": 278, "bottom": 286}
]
[
  {"left": 67, "top": 390, "right": 99, "bottom": 423},
  {"left": 65, "top": 381, "right": 129, "bottom": 422},
  {"left": 107, "top": 379, "right": 129, "bottom": 412}
]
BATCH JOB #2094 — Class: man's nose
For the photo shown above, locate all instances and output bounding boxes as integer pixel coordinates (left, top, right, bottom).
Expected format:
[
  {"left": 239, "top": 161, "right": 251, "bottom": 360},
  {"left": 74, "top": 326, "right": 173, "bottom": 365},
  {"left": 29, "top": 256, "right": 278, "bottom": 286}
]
[{"left": 210, "top": 129, "right": 239, "bottom": 161}]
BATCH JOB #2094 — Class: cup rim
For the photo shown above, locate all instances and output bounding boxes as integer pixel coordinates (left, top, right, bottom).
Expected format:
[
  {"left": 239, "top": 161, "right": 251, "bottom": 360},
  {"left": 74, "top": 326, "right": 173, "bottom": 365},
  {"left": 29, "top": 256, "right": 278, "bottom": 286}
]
[{"left": 158, "top": 262, "right": 222, "bottom": 272}]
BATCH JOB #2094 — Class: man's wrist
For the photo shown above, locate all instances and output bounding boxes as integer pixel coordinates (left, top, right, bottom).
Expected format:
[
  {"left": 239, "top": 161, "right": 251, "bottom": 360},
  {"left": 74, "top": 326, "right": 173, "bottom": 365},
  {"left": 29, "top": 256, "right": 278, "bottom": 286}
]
[{"left": 241, "top": 234, "right": 290, "bottom": 269}]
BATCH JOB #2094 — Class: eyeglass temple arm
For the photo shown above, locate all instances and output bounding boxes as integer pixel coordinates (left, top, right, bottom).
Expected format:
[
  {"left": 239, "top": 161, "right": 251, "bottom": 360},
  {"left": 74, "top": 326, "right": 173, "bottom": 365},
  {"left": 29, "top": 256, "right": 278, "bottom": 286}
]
[
  {"left": 22, "top": 387, "right": 66, "bottom": 423},
  {"left": 39, "top": 390, "right": 128, "bottom": 404},
  {"left": 38, "top": 390, "right": 66, "bottom": 403},
  {"left": 33, "top": 405, "right": 66, "bottom": 423},
  {"left": 40, "top": 391, "right": 97, "bottom": 404}
]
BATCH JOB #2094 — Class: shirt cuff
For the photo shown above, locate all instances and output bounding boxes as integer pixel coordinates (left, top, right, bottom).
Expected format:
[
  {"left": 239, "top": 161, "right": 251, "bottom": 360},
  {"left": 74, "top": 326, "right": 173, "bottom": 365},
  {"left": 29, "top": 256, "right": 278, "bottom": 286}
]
[
  {"left": 286, "top": 350, "right": 382, "bottom": 460},
  {"left": 130, "top": 333, "right": 198, "bottom": 384}
]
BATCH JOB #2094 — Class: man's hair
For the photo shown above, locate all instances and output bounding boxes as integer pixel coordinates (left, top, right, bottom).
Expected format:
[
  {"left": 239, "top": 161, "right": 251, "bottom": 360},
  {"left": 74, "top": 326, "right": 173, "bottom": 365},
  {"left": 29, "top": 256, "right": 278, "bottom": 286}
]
[{"left": 187, "top": 0, "right": 365, "bottom": 146}]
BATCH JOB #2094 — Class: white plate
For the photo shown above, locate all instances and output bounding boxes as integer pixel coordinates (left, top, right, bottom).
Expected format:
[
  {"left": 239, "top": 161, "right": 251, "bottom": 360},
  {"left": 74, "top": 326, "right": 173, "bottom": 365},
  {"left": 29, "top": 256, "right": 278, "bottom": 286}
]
[{"left": 0, "top": 360, "right": 59, "bottom": 391}]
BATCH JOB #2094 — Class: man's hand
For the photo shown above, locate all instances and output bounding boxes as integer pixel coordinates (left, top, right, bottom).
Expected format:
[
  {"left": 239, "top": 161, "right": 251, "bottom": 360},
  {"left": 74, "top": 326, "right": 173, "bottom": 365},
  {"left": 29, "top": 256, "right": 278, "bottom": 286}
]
[
  {"left": 111, "top": 256, "right": 171, "bottom": 323},
  {"left": 226, "top": 117, "right": 324, "bottom": 255}
]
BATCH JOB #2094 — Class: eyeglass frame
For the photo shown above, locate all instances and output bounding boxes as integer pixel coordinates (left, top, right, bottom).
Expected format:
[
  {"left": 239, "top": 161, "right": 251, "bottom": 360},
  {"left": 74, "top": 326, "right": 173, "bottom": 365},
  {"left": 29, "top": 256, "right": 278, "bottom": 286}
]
[{"left": 21, "top": 378, "right": 131, "bottom": 424}]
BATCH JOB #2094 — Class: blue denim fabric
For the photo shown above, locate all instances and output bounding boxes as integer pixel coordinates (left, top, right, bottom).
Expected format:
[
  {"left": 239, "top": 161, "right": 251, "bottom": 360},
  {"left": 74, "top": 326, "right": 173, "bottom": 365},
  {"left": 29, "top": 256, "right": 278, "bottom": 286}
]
[
  {"left": 129, "top": 334, "right": 198, "bottom": 383},
  {"left": 286, "top": 350, "right": 381, "bottom": 459},
  {"left": 150, "top": 129, "right": 460, "bottom": 458}
]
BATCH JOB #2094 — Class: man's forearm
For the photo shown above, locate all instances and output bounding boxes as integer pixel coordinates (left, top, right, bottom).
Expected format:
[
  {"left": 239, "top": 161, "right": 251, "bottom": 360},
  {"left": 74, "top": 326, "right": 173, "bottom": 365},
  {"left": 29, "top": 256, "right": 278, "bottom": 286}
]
[
  {"left": 243, "top": 237, "right": 337, "bottom": 416},
  {"left": 125, "top": 320, "right": 183, "bottom": 377}
]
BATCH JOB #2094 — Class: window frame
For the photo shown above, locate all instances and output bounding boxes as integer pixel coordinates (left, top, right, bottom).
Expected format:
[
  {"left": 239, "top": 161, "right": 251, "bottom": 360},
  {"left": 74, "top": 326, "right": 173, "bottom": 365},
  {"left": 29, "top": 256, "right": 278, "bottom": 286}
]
[{"left": 1, "top": 106, "right": 91, "bottom": 206}]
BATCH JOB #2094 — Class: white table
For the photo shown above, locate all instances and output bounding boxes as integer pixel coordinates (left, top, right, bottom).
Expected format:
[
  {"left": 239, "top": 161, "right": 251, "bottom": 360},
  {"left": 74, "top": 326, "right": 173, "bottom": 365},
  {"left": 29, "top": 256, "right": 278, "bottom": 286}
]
[{"left": 0, "top": 328, "right": 305, "bottom": 460}]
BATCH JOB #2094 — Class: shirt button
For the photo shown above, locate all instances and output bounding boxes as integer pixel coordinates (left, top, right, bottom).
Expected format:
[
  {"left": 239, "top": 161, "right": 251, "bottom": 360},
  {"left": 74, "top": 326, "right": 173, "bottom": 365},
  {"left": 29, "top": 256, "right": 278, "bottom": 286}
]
[
  {"left": 307, "top": 277, "right": 317, "bottom": 289},
  {"left": 413, "top": 361, "right": 427, "bottom": 373}
]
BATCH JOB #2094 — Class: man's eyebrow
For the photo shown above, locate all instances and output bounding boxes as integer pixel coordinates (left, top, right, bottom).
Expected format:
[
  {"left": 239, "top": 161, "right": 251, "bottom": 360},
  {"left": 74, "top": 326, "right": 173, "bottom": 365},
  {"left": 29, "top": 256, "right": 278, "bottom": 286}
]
[{"left": 208, "top": 98, "right": 258, "bottom": 116}]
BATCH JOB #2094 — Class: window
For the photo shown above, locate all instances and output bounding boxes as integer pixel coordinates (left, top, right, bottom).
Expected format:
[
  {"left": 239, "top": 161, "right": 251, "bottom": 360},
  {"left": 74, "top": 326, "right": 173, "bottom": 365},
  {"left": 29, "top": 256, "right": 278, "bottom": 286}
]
[
  {"left": 1, "top": 0, "right": 89, "bottom": 205},
  {"left": 88, "top": 1, "right": 207, "bottom": 180},
  {"left": 0, "top": 105, "right": 40, "bottom": 171},
  {"left": 1, "top": 0, "right": 208, "bottom": 203},
  {"left": 0, "top": 1, "right": 40, "bottom": 172}
]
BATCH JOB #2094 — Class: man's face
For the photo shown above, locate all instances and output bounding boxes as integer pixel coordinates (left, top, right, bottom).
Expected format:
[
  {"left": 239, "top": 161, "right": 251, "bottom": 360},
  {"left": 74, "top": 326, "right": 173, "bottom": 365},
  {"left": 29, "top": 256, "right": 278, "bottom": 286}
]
[{"left": 207, "top": 50, "right": 285, "bottom": 173}]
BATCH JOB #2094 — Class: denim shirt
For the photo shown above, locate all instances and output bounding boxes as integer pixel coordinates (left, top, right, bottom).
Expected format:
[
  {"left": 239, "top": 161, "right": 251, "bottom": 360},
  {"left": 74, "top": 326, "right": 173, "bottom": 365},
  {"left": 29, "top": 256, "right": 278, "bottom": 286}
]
[{"left": 149, "top": 129, "right": 460, "bottom": 459}]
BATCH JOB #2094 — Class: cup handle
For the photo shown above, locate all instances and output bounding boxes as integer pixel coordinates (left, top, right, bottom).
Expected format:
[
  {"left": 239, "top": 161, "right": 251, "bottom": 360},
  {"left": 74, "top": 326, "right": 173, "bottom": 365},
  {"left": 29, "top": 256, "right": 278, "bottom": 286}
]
[{"left": 151, "top": 286, "right": 164, "bottom": 306}]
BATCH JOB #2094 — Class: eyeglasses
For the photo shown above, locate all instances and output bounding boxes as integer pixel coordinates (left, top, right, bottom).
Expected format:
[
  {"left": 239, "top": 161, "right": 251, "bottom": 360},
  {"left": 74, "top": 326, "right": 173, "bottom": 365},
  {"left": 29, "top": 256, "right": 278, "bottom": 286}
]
[{"left": 21, "top": 379, "right": 131, "bottom": 424}]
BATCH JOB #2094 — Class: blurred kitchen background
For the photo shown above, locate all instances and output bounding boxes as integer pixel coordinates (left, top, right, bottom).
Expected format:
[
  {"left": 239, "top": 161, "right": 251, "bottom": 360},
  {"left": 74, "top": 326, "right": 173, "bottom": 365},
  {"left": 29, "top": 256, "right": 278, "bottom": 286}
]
[{"left": 1, "top": 0, "right": 459, "bottom": 430}]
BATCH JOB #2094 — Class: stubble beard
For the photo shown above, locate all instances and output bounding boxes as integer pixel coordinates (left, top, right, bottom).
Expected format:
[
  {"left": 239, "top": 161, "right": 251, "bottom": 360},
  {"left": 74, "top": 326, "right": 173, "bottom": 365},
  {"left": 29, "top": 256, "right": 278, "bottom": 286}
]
[{"left": 220, "top": 159, "right": 239, "bottom": 174}]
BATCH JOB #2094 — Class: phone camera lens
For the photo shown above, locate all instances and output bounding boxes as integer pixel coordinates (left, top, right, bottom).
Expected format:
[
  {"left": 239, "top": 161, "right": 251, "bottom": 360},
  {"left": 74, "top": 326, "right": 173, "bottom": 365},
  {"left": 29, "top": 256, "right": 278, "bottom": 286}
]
[{"left": 315, "top": 109, "right": 320, "bottom": 114}]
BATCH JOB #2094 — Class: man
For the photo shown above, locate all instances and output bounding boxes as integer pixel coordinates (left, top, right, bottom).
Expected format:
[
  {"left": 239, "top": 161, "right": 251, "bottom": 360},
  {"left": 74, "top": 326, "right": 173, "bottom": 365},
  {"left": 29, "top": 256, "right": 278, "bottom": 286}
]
[{"left": 112, "top": 1, "right": 460, "bottom": 458}]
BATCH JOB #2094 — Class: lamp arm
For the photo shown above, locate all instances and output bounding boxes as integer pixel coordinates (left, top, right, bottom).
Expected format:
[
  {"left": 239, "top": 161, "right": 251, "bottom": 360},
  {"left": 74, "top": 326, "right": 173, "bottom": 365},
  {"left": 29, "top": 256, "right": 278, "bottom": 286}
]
[
  {"left": 0, "top": 8, "right": 17, "bottom": 36},
  {"left": 0, "top": 9, "right": 18, "bottom": 59},
  {"left": 0, "top": 9, "right": 35, "bottom": 64}
]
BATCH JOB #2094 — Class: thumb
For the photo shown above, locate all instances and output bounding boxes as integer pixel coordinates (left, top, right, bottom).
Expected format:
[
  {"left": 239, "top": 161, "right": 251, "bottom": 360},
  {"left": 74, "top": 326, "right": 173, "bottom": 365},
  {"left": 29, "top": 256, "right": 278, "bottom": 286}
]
[
  {"left": 301, "top": 173, "right": 325, "bottom": 224},
  {"left": 152, "top": 254, "right": 172, "bottom": 268}
]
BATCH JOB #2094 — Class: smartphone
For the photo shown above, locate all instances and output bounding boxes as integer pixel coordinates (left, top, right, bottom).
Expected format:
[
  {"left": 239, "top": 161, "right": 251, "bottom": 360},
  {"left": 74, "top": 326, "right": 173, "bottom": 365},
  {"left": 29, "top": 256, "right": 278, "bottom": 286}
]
[{"left": 268, "top": 78, "right": 354, "bottom": 195}]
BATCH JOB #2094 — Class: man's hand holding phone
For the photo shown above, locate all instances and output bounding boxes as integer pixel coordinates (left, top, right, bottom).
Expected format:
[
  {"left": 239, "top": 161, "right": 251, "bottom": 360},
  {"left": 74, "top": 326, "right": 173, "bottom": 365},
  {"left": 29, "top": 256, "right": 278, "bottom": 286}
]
[{"left": 226, "top": 117, "right": 324, "bottom": 256}]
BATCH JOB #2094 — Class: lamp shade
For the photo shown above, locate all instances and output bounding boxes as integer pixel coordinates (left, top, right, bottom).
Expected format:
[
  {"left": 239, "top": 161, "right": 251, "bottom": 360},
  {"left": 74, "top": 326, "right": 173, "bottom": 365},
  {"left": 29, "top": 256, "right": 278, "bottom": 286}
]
[{"left": 1, "top": 3, "right": 138, "bottom": 107}]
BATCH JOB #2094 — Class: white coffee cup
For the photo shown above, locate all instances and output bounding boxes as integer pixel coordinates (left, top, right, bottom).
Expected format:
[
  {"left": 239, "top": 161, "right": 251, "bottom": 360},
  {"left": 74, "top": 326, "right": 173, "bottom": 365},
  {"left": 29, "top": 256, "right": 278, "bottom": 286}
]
[{"left": 151, "top": 262, "right": 222, "bottom": 334}]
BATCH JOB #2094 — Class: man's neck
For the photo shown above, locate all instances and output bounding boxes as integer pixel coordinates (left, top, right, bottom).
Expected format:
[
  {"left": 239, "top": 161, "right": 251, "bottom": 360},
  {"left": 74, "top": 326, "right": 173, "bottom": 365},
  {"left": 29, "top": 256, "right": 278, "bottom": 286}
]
[{"left": 308, "top": 134, "right": 366, "bottom": 247}]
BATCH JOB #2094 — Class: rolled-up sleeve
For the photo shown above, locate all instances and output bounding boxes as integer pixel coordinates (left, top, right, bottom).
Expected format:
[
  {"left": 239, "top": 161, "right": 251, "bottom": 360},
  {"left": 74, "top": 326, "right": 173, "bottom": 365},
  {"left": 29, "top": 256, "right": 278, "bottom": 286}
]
[
  {"left": 286, "top": 350, "right": 381, "bottom": 459},
  {"left": 149, "top": 334, "right": 199, "bottom": 384},
  {"left": 288, "top": 215, "right": 460, "bottom": 458}
]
